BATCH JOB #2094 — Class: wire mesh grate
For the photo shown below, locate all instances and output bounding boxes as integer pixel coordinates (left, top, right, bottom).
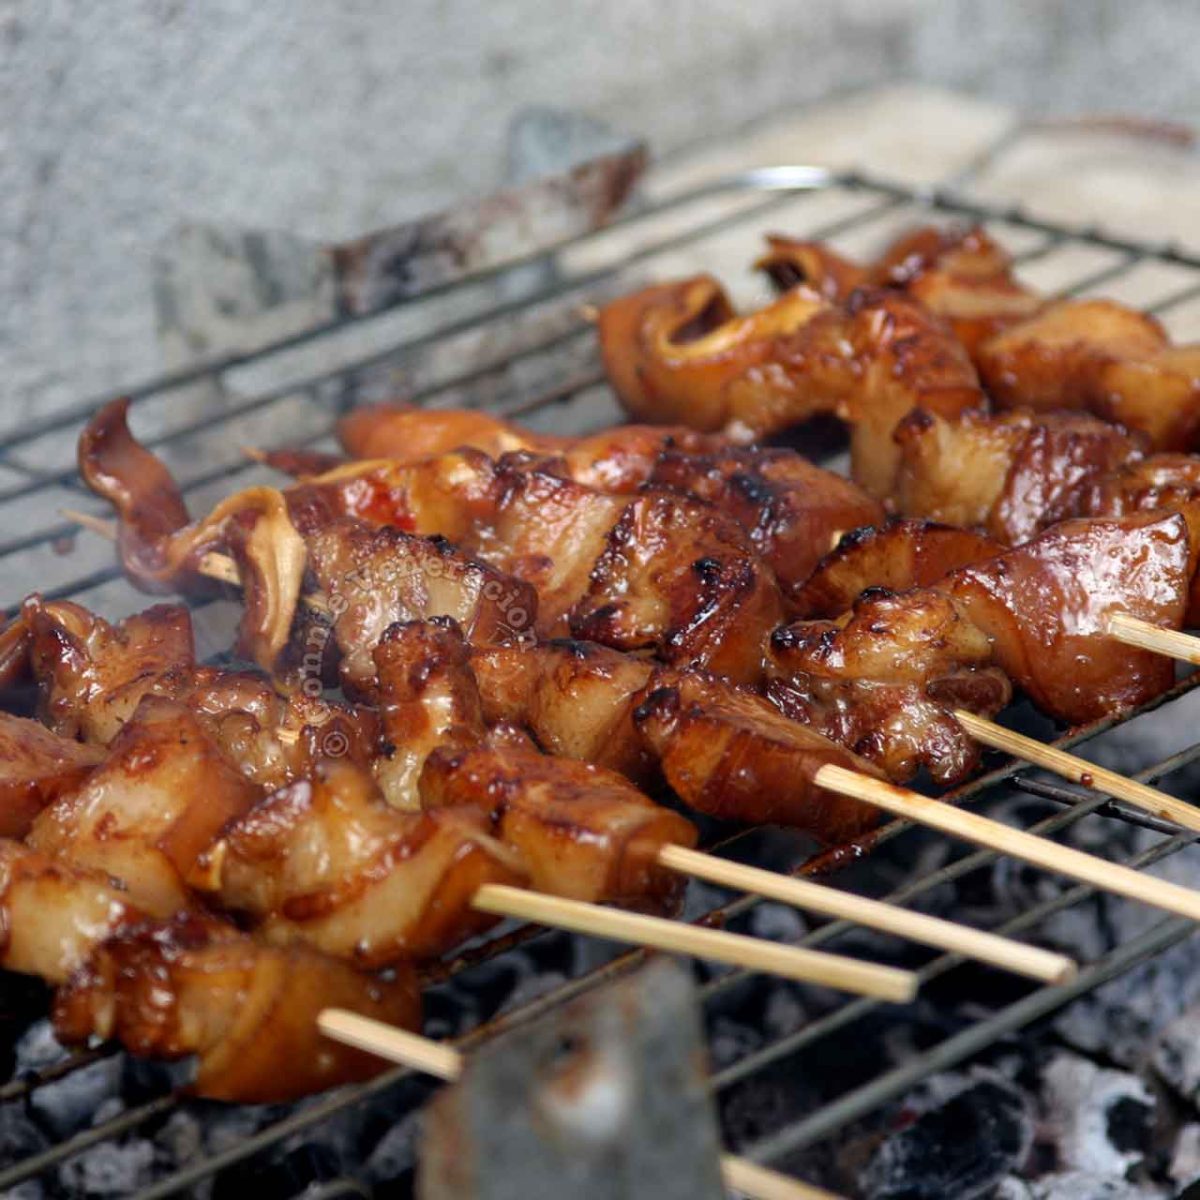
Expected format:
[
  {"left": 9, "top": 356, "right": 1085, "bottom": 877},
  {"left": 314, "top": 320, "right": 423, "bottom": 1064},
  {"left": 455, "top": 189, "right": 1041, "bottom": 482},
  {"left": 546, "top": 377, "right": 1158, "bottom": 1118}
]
[{"left": 3, "top": 167, "right": 1200, "bottom": 1196}]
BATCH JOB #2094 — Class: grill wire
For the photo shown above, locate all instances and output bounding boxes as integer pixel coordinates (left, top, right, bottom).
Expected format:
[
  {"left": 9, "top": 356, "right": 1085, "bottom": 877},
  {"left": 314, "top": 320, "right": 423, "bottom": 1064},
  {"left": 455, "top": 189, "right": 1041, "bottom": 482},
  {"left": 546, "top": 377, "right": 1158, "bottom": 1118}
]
[{"left": 3, "top": 167, "right": 1200, "bottom": 1196}]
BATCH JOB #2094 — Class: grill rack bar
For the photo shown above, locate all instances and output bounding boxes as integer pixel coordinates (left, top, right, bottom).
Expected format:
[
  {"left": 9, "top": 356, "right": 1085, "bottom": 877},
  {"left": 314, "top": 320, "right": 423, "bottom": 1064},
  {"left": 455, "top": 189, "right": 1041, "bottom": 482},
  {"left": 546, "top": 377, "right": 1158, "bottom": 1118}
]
[{"left": 3, "top": 167, "right": 1200, "bottom": 1196}]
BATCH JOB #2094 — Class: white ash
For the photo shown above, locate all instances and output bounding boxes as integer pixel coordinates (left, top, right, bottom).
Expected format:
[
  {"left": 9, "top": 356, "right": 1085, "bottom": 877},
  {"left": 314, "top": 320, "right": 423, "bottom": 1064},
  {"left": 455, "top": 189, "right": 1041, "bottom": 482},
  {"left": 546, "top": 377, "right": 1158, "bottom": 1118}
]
[
  {"left": 1038, "top": 1053, "right": 1155, "bottom": 1178},
  {"left": 1151, "top": 1002, "right": 1200, "bottom": 1104},
  {"left": 1169, "top": 1122, "right": 1200, "bottom": 1191},
  {"left": 1014, "top": 1170, "right": 1167, "bottom": 1199},
  {"left": 56, "top": 1138, "right": 158, "bottom": 1198}
]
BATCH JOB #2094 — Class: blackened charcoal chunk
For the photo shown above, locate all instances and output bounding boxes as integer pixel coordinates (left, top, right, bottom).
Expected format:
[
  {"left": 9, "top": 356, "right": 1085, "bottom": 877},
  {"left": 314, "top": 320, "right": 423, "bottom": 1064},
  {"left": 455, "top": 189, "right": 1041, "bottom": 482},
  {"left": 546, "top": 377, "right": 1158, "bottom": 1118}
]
[
  {"left": 212, "top": 1141, "right": 343, "bottom": 1200},
  {"left": 860, "top": 1078, "right": 1031, "bottom": 1199},
  {"left": 56, "top": 1139, "right": 157, "bottom": 1198}
]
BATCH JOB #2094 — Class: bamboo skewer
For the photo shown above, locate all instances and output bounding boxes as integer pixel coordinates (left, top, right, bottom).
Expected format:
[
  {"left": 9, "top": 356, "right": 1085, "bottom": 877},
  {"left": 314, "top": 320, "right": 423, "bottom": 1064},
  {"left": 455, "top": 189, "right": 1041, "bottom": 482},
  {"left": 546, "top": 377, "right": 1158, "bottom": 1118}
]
[
  {"left": 63, "top": 510, "right": 1081, "bottom": 985},
  {"left": 473, "top": 885, "right": 916, "bottom": 1000},
  {"left": 658, "top": 844, "right": 1075, "bottom": 983},
  {"left": 1107, "top": 612, "right": 1200, "bottom": 666},
  {"left": 954, "top": 709, "right": 1200, "bottom": 834},
  {"left": 317, "top": 1009, "right": 845, "bottom": 1200},
  {"left": 815, "top": 764, "right": 1200, "bottom": 922}
]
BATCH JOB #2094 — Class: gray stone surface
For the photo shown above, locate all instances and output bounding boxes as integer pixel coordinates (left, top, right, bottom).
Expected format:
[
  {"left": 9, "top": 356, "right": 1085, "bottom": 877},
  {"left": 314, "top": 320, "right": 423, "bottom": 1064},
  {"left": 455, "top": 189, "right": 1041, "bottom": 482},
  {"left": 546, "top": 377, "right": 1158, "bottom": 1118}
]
[{"left": 5, "top": 0, "right": 1200, "bottom": 422}]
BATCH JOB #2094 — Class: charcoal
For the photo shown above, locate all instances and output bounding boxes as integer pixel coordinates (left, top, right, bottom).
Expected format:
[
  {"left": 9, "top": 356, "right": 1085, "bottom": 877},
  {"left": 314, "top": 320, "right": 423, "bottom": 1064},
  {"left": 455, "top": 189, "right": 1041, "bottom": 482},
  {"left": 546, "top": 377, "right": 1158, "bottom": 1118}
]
[
  {"left": 859, "top": 1074, "right": 1031, "bottom": 1199},
  {"left": 364, "top": 1109, "right": 422, "bottom": 1185},
  {"left": 1039, "top": 1052, "right": 1156, "bottom": 1177},
  {"left": 1169, "top": 1123, "right": 1200, "bottom": 1191},
  {"left": 56, "top": 1138, "right": 158, "bottom": 1197},
  {"left": 1019, "top": 1171, "right": 1166, "bottom": 1198},
  {"left": 28, "top": 1055, "right": 122, "bottom": 1139},
  {"left": 1151, "top": 1002, "right": 1200, "bottom": 1103}
]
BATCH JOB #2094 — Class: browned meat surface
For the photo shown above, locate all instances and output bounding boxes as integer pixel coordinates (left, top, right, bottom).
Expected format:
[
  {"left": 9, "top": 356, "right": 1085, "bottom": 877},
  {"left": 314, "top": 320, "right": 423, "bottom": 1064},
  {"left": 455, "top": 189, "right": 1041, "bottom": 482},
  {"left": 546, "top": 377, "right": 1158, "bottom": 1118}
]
[
  {"left": 24, "top": 598, "right": 195, "bottom": 743},
  {"left": 759, "top": 224, "right": 1041, "bottom": 355},
  {"left": 470, "top": 639, "right": 657, "bottom": 783},
  {"left": 570, "top": 490, "right": 785, "bottom": 684},
  {"left": 79, "top": 400, "right": 306, "bottom": 671},
  {"left": 371, "top": 618, "right": 486, "bottom": 809},
  {"left": 767, "top": 590, "right": 1011, "bottom": 785},
  {"left": 648, "top": 446, "right": 884, "bottom": 602},
  {"left": 300, "top": 517, "right": 539, "bottom": 694},
  {"left": 194, "top": 757, "right": 525, "bottom": 965},
  {"left": 421, "top": 732, "right": 697, "bottom": 911},
  {"left": 338, "top": 402, "right": 565, "bottom": 462},
  {"left": 0, "top": 839, "right": 143, "bottom": 984},
  {"left": 940, "top": 513, "right": 1194, "bottom": 723},
  {"left": 893, "top": 408, "right": 1145, "bottom": 544},
  {"left": 1080, "top": 454, "right": 1200, "bottom": 625},
  {"left": 633, "top": 671, "right": 881, "bottom": 841},
  {"left": 0, "top": 714, "right": 103, "bottom": 838},
  {"left": 53, "top": 912, "right": 420, "bottom": 1103},
  {"left": 976, "top": 299, "right": 1200, "bottom": 451},
  {"left": 28, "top": 697, "right": 260, "bottom": 916},
  {"left": 791, "top": 520, "right": 1004, "bottom": 620},
  {"left": 486, "top": 456, "right": 628, "bottom": 635},
  {"left": 598, "top": 280, "right": 985, "bottom": 500}
]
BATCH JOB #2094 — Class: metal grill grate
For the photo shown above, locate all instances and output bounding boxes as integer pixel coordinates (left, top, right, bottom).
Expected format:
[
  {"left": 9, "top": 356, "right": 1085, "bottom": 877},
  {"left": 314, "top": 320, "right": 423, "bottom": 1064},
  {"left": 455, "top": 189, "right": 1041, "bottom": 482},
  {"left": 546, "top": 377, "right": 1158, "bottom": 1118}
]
[{"left": 3, "top": 167, "right": 1200, "bottom": 1197}]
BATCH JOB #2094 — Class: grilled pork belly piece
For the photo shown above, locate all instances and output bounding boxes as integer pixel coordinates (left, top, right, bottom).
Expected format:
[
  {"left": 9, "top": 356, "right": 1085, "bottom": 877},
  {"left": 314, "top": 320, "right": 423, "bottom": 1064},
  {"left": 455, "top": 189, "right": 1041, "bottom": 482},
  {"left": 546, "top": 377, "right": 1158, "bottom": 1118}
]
[
  {"left": 371, "top": 618, "right": 486, "bottom": 810},
  {"left": 647, "top": 446, "right": 884, "bottom": 602},
  {"left": 633, "top": 671, "right": 881, "bottom": 842},
  {"left": 194, "top": 757, "right": 525, "bottom": 965},
  {"left": 0, "top": 839, "right": 142, "bottom": 984},
  {"left": 767, "top": 589, "right": 1011, "bottom": 785},
  {"left": 570, "top": 490, "right": 785, "bottom": 684},
  {"left": 892, "top": 408, "right": 1146, "bottom": 544},
  {"left": 1079, "top": 454, "right": 1200, "bottom": 625},
  {"left": 939, "top": 513, "right": 1193, "bottom": 724},
  {"left": 597, "top": 279, "right": 985, "bottom": 499},
  {"left": 79, "top": 399, "right": 305, "bottom": 672},
  {"left": 470, "top": 639, "right": 657, "bottom": 783},
  {"left": 300, "top": 516, "right": 539, "bottom": 694},
  {"left": 758, "top": 224, "right": 1041, "bottom": 355},
  {"left": 53, "top": 912, "right": 419, "bottom": 1103},
  {"left": 976, "top": 299, "right": 1200, "bottom": 451},
  {"left": 28, "top": 696, "right": 259, "bottom": 916},
  {"left": 0, "top": 714, "right": 103, "bottom": 838},
  {"left": 791, "top": 520, "right": 1004, "bottom": 620},
  {"left": 23, "top": 597, "right": 195, "bottom": 744},
  {"left": 421, "top": 730, "right": 697, "bottom": 911}
]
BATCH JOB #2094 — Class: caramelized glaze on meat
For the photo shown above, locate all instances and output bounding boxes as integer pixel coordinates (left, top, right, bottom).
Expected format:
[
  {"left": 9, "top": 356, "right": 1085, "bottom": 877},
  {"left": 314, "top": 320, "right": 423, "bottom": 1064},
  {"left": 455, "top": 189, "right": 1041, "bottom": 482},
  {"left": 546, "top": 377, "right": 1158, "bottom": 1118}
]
[
  {"left": 976, "top": 300, "right": 1200, "bottom": 451},
  {"left": 421, "top": 732, "right": 697, "bottom": 911},
  {"left": 301, "top": 517, "right": 539, "bottom": 694},
  {"left": 28, "top": 696, "right": 259, "bottom": 916},
  {"left": 25, "top": 598, "right": 195, "bottom": 743},
  {"left": 470, "top": 639, "right": 656, "bottom": 783},
  {"left": 371, "top": 618, "right": 486, "bottom": 809},
  {"left": 0, "top": 715, "right": 103, "bottom": 838},
  {"left": 940, "top": 513, "right": 1193, "bottom": 723},
  {"left": 759, "top": 225, "right": 1041, "bottom": 355},
  {"left": 598, "top": 280, "right": 985, "bottom": 499},
  {"left": 53, "top": 912, "right": 420, "bottom": 1103},
  {"left": 1080, "top": 454, "right": 1200, "bottom": 624},
  {"left": 893, "top": 408, "right": 1145, "bottom": 544},
  {"left": 633, "top": 671, "right": 881, "bottom": 841},
  {"left": 570, "top": 490, "right": 785, "bottom": 684},
  {"left": 792, "top": 520, "right": 1004, "bottom": 620},
  {"left": 194, "top": 757, "right": 525, "bottom": 965},
  {"left": 767, "top": 589, "right": 1011, "bottom": 785},
  {"left": 648, "top": 446, "right": 884, "bottom": 601},
  {"left": 0, "top": 839, "right": 142, "bottom": 984}
]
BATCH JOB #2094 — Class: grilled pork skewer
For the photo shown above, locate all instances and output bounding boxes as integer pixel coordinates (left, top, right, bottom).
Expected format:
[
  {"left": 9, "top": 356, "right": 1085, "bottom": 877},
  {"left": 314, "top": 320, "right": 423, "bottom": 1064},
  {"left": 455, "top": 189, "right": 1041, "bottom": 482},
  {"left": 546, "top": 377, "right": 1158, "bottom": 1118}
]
[{"left": 0, "top": 839, "right": 420, "bottom": 1102}]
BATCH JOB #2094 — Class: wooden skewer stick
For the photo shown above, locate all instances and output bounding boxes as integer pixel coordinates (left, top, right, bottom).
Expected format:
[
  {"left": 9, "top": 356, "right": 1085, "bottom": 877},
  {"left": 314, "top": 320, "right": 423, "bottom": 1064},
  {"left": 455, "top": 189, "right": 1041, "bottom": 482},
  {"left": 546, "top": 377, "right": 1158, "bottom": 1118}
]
[
  {"left": 1107, "top": 612, "right": 1200, "bottom": 666},
  {"left": 317, "top": 1009, "right": 845, "bottom": 1200},
  {"left": 658, "top": 844, "right": 1075, "bottom": 983},
  {"left": 65, "top": 510, "right": 1075, "bottom": 984},
  {"left": 954, "top": 709, "right": 1200, "bottom": 834},
  {"left": 815, "top": 764, "right": 1200, "bottom": 922},
  {"left": 472, "top": 884, "right": 916, "bottom": 1001}
]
